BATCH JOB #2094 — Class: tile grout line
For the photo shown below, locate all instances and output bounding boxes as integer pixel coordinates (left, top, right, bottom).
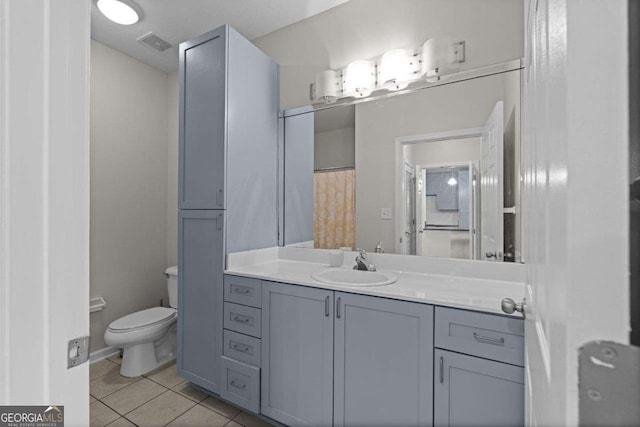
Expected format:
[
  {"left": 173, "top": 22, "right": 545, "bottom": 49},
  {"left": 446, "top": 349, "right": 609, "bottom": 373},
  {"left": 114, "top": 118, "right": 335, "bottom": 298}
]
[{"left": 99, "top": 386, "right": 173, "bottom": 419}]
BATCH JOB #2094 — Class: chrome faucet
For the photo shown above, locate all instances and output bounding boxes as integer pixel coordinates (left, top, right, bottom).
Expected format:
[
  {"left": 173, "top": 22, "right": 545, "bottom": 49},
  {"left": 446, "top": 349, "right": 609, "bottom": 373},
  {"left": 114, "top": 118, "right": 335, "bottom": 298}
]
[{"left": 353, "top": 248, "right": 376, "bottom": 271}]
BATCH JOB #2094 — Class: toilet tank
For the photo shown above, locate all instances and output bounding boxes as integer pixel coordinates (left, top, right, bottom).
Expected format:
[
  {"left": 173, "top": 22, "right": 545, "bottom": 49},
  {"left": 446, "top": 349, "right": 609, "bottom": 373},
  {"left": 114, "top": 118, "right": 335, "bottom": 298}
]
[{"left": 165, "top": 266, "right": 178, "bottom": 308}]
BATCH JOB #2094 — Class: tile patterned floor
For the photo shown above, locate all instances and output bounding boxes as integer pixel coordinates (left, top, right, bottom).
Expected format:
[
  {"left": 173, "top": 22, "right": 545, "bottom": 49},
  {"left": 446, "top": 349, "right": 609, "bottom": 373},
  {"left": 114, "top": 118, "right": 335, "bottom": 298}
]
[{"left": 90, "top": 357, "right": 273, "bottom": 427}]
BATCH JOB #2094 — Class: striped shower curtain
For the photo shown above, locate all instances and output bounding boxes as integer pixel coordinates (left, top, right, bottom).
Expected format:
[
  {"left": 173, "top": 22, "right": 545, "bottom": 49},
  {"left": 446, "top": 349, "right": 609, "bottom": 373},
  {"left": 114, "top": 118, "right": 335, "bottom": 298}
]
[{"left": 314, "top": 169, "right": 356, "bottom": 249}]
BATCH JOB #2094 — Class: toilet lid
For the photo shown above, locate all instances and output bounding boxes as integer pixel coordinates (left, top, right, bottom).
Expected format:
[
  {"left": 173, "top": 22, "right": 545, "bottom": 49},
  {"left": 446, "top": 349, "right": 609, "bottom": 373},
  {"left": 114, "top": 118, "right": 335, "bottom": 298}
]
[{"left": 110, "top": 307, "right": 176, "bottom": 331}]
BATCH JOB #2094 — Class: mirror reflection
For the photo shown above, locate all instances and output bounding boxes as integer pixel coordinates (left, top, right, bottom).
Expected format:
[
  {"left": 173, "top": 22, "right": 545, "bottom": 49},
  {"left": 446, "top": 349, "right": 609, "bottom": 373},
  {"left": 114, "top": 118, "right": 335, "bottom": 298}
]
[{"left": 283, "top": 68, "right": 522, "bottom": 263}]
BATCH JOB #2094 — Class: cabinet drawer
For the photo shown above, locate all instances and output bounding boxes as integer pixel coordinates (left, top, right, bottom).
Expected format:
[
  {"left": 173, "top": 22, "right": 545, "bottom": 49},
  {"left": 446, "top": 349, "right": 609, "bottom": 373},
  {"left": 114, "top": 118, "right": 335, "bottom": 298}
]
[
  {"left": 224, "top": 302, "right": 262, "bottom": 338},
  {"left": 435, "top": 307, "right": 524, "bottom": 366},
  {"left": 220, "top": 356, "right": 260, "bottom": 414},
  {"left": 224, "top": 275, "right": 262, "bottom": 308},
  {"left": 223, "top": 330, "right": 261, "bottom": 367}
]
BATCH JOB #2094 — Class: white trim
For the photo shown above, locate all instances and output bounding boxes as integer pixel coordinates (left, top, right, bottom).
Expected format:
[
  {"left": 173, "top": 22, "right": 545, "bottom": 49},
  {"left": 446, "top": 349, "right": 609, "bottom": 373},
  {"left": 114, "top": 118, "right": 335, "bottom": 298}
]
[
  {"left": 90, "top": 346, "right": 121, "bottom": 364},
  {"left": 0, "top": 0, "right": 9, "bottom": 403},
  {"left": 395, "top": 127, "right": 483, "bottom": 145},
  {"left": 394, "top": 130, "right": 482, "bottom": 254}
]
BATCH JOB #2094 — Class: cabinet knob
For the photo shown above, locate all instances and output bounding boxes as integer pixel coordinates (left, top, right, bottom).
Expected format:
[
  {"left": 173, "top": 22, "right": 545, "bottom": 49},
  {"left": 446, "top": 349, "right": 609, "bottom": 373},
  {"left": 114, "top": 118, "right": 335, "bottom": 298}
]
[{"left": 501, "top": 298, "right": 526, "bottom": 318}]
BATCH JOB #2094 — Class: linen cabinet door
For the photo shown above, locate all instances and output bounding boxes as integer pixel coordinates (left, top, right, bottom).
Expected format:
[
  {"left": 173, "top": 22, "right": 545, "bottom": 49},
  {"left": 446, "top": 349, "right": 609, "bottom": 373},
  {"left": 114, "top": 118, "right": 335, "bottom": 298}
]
[
  {"left": 334, "top": 293, "right": 434, "bottom": 427},
  {"left": 261, "top": 282, "right": 334, "bottom": 426},
  {"left": 179, "top": 28, "right": 227, "bottom": 209},
  {"left": 177, "top": 210, "right": 224, "bottom": 392},
  {"left": 434, "top": 349, "right": 524, "bottom": 427}
]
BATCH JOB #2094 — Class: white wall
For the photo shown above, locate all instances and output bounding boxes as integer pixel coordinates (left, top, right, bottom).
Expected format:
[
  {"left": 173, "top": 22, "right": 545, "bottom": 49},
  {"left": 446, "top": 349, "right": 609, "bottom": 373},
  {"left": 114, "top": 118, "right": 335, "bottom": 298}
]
[
  {"left": 90, "top": 41, "right": 170, "bottom": 352},
  {"left": 254, "top": 0, "right": 524, "bottom": 109},
  {"left": 407, "top": 138, "right": 481, "bottom": 166},
  {"left": 167, "top": 71, "right": 179, "bottom": 267},
  {"left": 314, "top": 127, "right": 355, "bottom": 170}
]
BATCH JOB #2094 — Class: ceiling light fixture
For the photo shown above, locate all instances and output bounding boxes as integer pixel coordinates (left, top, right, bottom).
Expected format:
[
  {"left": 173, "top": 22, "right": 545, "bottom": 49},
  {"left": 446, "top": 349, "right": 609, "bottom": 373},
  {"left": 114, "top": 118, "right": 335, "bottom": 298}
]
[
  {"left": 97, "top": 0, "right": 142, "bottom": 25},
  {"left": 447, "top": 176, "right": 458, "bottom": 186}
]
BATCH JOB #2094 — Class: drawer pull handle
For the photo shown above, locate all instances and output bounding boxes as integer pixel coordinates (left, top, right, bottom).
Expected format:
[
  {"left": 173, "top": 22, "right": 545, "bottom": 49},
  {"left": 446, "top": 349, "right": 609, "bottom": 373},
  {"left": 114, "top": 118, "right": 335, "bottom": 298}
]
[
  {"left": 231, "top": 342, "right": 250, "bottom": 353},
  {"left": 230, "top": 380, "right": 246, "bottom": 390},
  {"left": 473, "top": 332, "right": 505, "bottom": 345},
  {"left": 233, "top": 287, "right": 251, "bottom": 294},
  {"left": 232, "top": 315, "right": 251, "bottom": 324},
  {"left": 439, "top": 356, "right": 444, "bottom": 384}
]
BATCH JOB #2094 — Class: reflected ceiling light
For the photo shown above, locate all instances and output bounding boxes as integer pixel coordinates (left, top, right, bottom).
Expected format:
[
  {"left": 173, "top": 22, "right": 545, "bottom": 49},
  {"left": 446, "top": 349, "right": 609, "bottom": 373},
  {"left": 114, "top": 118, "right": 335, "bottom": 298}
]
[
  {"left": 379, "top": 49, "right": 413, "bottom": 91},
  {"left": 313, "top": 70, "right": 339, "bottom": 103},
  {"left": 447, "top": 176, "right": 458, "bottom": 186},
  {"left": 343, "top": 60, "right": 375, "bottom": 98},
  {"left": 97, "top": 0, "right": 142, "bottom": 25}
]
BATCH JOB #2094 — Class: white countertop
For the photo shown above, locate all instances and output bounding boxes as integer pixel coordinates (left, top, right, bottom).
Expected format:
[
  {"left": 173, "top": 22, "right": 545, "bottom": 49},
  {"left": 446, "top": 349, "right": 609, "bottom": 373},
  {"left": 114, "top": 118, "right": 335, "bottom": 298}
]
[{"left": 225, "top": 248, "right": 525, "bottom": 317}]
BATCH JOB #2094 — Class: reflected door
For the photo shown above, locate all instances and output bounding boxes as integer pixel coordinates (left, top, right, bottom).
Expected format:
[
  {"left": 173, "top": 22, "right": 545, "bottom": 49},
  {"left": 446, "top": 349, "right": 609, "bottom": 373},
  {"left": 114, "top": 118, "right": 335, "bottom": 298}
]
[
  {"left": 480, "top": 102, "right": 504, "bottom": 261},
  {"left": 404, "top": 163, "right": 417, "bottom": 255}
]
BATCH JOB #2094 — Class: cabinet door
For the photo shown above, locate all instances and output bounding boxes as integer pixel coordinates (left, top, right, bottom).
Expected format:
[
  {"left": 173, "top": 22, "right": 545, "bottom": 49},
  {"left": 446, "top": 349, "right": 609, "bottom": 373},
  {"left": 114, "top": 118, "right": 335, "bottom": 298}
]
[
  {"left": 334, "top": 293, "right": 434, "bottom": 427},
  {"left": 179, "top": 27, "right": 226, "bottom": 209},
  {"left": 434, "top": 349, "right": 524, "bottom": 427},
  {"left": 261, "top": 282, "right": 334, "bottom": 426},
  {"left": 177, "top": 210, "right": 224, "bottom": 392}
]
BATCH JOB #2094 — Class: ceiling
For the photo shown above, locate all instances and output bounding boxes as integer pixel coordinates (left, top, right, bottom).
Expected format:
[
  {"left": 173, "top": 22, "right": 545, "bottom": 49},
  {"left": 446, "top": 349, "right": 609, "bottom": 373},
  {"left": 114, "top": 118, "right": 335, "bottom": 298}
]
[{"left": 91, "top": 0, "right": 349, "bottom": 73}]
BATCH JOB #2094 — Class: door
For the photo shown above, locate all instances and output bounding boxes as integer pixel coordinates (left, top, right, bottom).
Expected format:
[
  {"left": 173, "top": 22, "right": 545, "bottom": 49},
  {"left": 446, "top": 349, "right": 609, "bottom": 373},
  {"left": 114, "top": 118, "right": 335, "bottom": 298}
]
[
  {"left": 261, "top": 282, "right": 334, "bottom": 426},
  {"left": 179, "top": 28, "right": 227, "bottom": 209},
  {"left": 522, "top": 1, "right": 630, "bottom": 425},
  {"left": 480, "top": 101, "right": 504, "bottom": 261},
  {"left": 334, "top": 293, "right": 433, "bottom": 427},
  {"left": 434, "top": 349, "right": 524, "bottom": 426},
  {"left": 0, "top": 1, "right": 90, "bottom": 424},
  {"left": 178, "top": 210, "right": 224, "bottom": 392},
  {"left": 403, "top": 162, "right": 417, "bottom": 255}
]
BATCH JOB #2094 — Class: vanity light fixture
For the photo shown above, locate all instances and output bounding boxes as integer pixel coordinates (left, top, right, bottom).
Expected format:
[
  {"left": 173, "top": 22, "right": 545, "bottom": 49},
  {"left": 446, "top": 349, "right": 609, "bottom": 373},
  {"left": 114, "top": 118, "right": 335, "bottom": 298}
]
[
  {"left": 379, "top": 49, "right": 415, "bottom": 91},
  {"left": 97, "top": 0, "right": 142, "bottom": 25},
  {"left": 313, "top": 70, "right": 340, "bottom": 103},
  {"left": 310, "top": 37, "right": 465, "bottom": 104},
  {"left": 421, "top": 36, "right": 463, "bottom": 82},
  {"left": 343, "top": 60, "right": 376, "bottom": 98}
]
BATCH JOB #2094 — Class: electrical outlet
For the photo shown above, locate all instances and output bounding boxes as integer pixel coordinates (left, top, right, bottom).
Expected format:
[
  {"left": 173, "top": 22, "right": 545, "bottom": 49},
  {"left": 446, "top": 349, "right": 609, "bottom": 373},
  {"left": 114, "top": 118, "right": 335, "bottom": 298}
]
[{"left": 380, "top": 208, "right": 392, "bottom": 219}]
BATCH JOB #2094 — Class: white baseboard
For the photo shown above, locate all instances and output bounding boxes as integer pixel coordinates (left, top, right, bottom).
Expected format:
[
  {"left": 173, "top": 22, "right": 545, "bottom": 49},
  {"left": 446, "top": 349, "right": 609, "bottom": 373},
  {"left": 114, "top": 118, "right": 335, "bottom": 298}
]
[{"left": 90, "top": 346, "right": 121, "bottom": 364}]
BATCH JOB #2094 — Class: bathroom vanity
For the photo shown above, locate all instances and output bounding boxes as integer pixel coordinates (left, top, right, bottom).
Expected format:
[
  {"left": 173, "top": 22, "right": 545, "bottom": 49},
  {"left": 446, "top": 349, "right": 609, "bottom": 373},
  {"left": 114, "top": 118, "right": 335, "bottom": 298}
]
[{"left": 218, "top": 248, "right": 525, "bottom": 426}]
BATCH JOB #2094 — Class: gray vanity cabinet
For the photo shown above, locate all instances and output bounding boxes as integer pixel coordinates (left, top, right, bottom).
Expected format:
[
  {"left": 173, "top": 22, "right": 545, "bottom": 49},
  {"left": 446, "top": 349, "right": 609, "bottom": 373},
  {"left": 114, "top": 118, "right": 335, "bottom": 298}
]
[
  {"left": 177, "top": 210, "right": 224, "bottom": 392},
  {"left": 333, "top": 292, "right": 434, "bottom": 427},
  {"left": 177, "top": 24, "right": 278, "bottom": 398},
  {"left": 261, "top": 281, "right": 334, "bottom": 426},
  {"left": 434, "top": 349, "right": 524, "bottom": 426}
]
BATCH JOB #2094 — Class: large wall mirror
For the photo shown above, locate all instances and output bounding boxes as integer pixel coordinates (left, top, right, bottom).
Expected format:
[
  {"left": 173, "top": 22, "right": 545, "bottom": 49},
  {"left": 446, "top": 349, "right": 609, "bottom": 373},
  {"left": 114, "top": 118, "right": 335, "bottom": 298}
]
[{"left": 281, "top": 64, "right": 522, "bottom": 263}]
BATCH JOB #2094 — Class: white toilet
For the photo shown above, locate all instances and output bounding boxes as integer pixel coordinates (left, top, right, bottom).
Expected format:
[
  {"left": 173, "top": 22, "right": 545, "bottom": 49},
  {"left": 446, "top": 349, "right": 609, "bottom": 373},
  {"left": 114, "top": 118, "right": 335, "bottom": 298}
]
[{"left": 104, "top": 266, "right": 179, "bottom": 377}]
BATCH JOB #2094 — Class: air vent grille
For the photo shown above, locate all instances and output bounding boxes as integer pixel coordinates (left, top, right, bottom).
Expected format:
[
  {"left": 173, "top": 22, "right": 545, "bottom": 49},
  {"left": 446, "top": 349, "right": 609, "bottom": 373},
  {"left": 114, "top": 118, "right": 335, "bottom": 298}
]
[{"left": 137, "top": 32, "right": 172, "bottom": 52}]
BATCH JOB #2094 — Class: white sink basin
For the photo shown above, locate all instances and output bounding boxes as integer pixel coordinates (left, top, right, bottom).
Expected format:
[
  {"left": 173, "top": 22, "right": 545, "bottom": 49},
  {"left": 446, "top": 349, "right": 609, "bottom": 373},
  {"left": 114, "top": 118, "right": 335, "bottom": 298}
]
[{"left": 311, "top": 268, "right": 398, "bottom": 287}]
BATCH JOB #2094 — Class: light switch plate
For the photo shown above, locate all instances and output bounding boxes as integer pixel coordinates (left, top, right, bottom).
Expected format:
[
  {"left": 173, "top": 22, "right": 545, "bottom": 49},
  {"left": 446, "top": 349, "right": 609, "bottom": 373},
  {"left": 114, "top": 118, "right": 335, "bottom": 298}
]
[{"left": 380, "top": 208, "right": 392, "bottom": 219}]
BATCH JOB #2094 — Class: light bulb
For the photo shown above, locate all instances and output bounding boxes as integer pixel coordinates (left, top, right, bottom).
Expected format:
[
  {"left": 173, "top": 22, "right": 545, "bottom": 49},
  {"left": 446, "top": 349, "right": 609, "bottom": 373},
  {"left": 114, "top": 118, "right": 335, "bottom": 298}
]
[
  {"left": 447, "top": 177, "right": 457, "bottom": 186},
  {"left": 379, "top": 49, "right": 412, "bottom": 91},
  {"left": 343, "top": 60, "right": 375, "bottom": 98}
]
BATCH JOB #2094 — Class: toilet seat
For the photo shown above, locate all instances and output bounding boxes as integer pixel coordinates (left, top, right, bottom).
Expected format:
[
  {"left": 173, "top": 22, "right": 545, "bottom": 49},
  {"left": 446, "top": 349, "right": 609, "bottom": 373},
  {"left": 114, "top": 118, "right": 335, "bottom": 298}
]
[{"left": 109, "top": 307, "right": 176, "bottom": 333}]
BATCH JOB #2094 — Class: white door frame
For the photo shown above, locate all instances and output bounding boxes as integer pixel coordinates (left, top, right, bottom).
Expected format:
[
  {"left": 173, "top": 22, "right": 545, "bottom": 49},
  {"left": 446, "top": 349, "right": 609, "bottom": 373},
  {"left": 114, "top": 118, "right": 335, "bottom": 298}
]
[
  {"left": 0, "top": 1, "right": 90, "bottom": 424},
  {"left": 394, "top": 127, "right": 483, "bottom": 254}
]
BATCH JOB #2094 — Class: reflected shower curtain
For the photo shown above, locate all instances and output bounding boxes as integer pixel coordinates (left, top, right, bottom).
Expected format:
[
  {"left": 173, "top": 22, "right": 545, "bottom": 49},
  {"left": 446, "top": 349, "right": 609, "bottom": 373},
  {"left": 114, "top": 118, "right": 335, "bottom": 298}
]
[{"left": 314, "top": 169, "right": 355, "bottom": 249}]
